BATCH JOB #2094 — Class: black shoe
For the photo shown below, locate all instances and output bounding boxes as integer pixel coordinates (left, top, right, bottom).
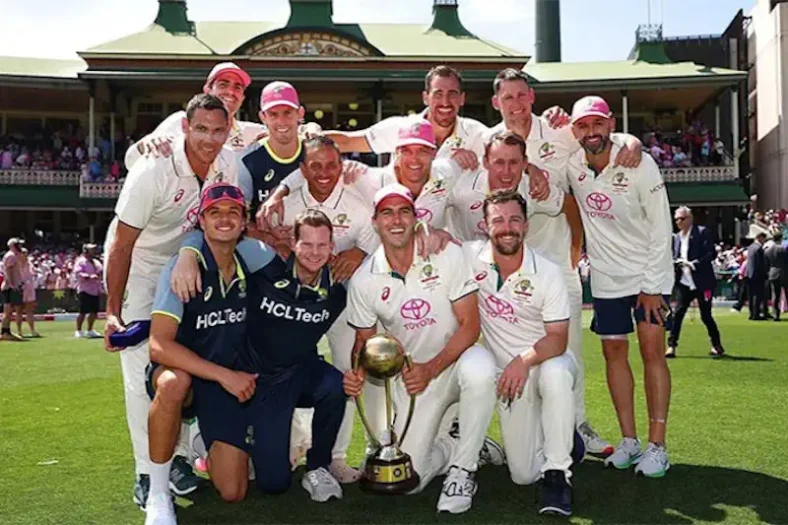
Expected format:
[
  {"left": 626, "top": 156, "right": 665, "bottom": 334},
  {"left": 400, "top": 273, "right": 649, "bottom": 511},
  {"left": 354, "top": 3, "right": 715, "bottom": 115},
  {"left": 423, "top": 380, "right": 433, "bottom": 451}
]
[
  {"left": 538, "top": 470, "right": 572, "bottom": 517},
  {"left": 710, "top": 345, "right": 725, "bottom": 358},
  {"left": 132, "top": 474, "right": 150, "bottom": 511},
  {"left": 570, "top": 430, "right": 586, "bottom": 466},
  {"left": 169, "top": 455, "right": 201, "bottom": 496}
]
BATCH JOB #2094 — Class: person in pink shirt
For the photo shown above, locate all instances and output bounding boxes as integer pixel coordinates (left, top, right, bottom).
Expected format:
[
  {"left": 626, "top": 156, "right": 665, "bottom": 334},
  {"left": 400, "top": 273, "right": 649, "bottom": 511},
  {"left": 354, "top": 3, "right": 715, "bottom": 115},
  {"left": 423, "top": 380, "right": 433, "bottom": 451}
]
[
  {"left": 16, "top": 248, "right": 40, "bottom": 338},
  {"left": 1, "top": 238, "right": 25, "bottom": 341},
  {"left": 74, "top": 244, "right": 103, "bottom": 338}
]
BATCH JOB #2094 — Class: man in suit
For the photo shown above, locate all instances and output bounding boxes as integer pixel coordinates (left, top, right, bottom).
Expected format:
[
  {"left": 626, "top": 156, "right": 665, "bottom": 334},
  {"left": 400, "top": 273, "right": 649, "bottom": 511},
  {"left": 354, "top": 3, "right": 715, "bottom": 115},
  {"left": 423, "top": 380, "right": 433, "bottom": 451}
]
[
  {"left": 667, "top": 206, "right": 725, "bottom": 358},
  {"left": 765, "top": 231, "right": 788, "bottom": 321},
  {"left": 746, "top": 232, "right": 769, "bottom": 321}
]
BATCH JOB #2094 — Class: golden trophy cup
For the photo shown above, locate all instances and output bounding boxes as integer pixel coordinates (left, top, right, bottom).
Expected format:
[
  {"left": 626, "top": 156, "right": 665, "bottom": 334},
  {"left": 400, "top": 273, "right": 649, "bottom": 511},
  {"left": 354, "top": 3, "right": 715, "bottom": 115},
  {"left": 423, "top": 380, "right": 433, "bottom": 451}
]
[{"left": 353, "top": 333, "right": 420, "bottom": 494}]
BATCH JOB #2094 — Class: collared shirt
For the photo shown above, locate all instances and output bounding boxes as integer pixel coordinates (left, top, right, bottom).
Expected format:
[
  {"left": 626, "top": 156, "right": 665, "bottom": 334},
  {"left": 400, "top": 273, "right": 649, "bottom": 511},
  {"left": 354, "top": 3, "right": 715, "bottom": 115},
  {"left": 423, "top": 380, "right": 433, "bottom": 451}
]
[
  {"left": 124, "top": 110, "right": 266, "bottom": 170},
  {"left": 462, "top": 240, "right": 570, "bottom": 370},
  {"left": 447, "top": 167, "right": 565, "bottom": 242},
  {"left": 75, "top": 256, "right": 103, "bottom": 296},
  {"left": 104, "top": 138, "right": 239, "bottom": 274},
  {"left": 0, "top": 250, "right": 20, "bottom": 290},
  {"left": 283, "top": 182, "right": 379, "bottom": 255},
  {"left": 566, "top": 134, "right": 674, "bottom": 298},
  {"left": 678, "top": 230, "right": 696, "bottom": 290},
  {"left": 346, "top": 242, "right": 477, "bottom": 363},
  {"left": 238, "top": 138, "right": 305, "bottom": 214},
  {"left": 366, "top": 110, "right": 489, "bottom": 158}
]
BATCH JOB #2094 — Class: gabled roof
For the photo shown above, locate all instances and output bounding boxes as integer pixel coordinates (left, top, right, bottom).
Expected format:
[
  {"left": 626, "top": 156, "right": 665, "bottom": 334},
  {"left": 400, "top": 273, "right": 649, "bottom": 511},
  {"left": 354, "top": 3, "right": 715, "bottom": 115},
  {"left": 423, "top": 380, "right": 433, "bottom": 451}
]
[
  {"left": 82, "top": 20, "right": 524, "bottom": 59},
  {"left": 0, "top": 56, "right": 87, "bottom": 79}
]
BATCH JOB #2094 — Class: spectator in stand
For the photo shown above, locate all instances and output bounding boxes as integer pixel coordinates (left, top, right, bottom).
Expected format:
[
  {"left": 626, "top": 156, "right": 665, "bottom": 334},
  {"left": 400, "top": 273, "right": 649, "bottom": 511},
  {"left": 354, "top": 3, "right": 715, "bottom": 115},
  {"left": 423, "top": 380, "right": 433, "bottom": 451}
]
[
  {"left": 17, "top": 248, "right": 40, "bottom": 338},
  {"left": 1, "top": 147, "right": 13, "bottom": 169},
  {"left": 74, "top": 243, "right": 103, "bottom": 339},
  {"left": 1, "top": 238, "right": 25, "bottom": 341},
  {"left": 54, "top": 268, "right": 69, "bottom": 290},
  {"left": 89, "top": 156, "right": 103, "bottom": 181}
]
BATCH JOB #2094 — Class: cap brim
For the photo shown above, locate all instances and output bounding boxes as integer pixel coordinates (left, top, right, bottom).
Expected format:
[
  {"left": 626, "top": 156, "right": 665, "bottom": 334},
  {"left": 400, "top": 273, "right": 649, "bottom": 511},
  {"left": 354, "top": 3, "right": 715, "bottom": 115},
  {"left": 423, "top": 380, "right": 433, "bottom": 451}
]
[
  {"left": 571, "top": 111, "right": 612, "bottom": 124},
  {"left": 374, "top": 194, "right": 415, "bottom": 210},
  {"left": 207, "top": 69, "right": 252, "bottom": 89},
  {"left": 200, "top": 196, "right": 246, "bottom": 214},
  {"left": 396, "top": 139, "right": 437, "bottom": 150},
  {"left": 260, "top": 101, "right": 300, "bottom": 112}
]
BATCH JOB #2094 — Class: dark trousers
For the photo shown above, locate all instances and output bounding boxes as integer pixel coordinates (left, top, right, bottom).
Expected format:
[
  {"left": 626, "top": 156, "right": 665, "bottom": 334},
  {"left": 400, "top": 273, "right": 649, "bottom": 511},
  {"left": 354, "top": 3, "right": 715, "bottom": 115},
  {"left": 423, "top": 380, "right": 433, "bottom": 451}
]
[
  {"left": 250, "top": 358, "right": 346, "bottom": 494},
  {"left": 669, "top": 283, "right": 722, "bottom": 348},
  {"left": 734, "top": 278, "right": 748, "bottom": 310},
  {"left": 748, "top": 277, "right": 766, "bottom": 319},
  {"left": 769, "top": 280, "right": 788, "bottom": 320}
]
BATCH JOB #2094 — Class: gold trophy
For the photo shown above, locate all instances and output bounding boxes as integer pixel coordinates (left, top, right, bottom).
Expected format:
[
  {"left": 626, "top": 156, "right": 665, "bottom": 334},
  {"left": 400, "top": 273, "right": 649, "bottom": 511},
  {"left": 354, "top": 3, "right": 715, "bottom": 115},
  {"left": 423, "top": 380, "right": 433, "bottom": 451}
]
[{"left": 353, "top": 333, "right": 420, "bottom": 494}]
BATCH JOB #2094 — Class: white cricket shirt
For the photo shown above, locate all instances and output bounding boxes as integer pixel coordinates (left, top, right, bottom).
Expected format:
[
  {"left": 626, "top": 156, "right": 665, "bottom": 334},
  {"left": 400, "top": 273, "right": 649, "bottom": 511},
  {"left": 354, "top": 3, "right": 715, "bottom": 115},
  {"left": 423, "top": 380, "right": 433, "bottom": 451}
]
[
  {"left": 462, "top": 240, "right": 571, "bottom": 370},
  {"left": 566, "top": 134, "right": 674, "bottom": 298},
  {"left": 346, "top": 243, "right": 478, "bottom": 363}
]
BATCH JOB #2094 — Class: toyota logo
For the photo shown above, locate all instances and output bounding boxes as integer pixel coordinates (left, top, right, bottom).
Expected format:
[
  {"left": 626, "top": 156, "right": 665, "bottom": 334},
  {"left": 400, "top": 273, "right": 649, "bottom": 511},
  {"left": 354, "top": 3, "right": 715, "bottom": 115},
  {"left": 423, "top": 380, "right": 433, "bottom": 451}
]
[
  {"left": 485, "top": 295, "right": 514, "bottom": 317},
  {"left": 416, "top": 208, "right": 433, "bottom": 222},
  {"left": 586, "top": 192, "right": 612, "bottom": 212},
  {"left": 401, "top": 298, "right": 431, "bottom": 320}
]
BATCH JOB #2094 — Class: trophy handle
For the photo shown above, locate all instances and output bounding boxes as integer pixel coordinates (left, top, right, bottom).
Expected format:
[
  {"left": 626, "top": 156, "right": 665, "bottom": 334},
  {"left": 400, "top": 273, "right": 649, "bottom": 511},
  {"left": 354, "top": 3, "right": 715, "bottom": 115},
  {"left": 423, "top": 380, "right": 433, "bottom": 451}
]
[
  {"left": 396, "top": 354, "right": 417, "bottom": 448},
  {"left": 352, "top": 349, "right": 382, "bottom": 450}
]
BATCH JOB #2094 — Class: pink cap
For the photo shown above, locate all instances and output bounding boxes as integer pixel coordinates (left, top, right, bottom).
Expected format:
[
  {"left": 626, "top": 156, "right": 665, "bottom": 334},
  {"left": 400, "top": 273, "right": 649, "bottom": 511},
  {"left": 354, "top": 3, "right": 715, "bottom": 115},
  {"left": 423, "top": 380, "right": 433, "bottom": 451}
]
[
  {"left": 204, "top": 62, "right": 251, "bottom": 90},
  {"left": 260, "top": 81, "right": 300, "bottom": 112},
  {"left": 570, "top": 95, "right": 612, "bottom": 124},
  {"left": 396, "top": 119, "right": 437, "bottom": 149},
  {"left": 373, "top": 184, "right": 415, "bottom": 211}
]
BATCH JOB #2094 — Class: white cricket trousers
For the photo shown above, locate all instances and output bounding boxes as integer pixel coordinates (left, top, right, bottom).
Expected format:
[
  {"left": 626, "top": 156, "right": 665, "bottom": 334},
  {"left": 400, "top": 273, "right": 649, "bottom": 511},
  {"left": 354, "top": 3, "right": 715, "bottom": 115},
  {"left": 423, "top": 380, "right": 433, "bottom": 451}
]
[
  {"left": 564, "top": 268, "right": 586, "bottom": 426},
  {"left": 289, "top": 310, "right": 387, "bottom": 459},
  {"left": 391, "top": 345, "right": 497, "bottom": 493},
  {"left": 119, "top": 271, "right": 188, "bottom": 477},
  {"left": 498, "top": 352, "right": 577, "bottom": 485}
]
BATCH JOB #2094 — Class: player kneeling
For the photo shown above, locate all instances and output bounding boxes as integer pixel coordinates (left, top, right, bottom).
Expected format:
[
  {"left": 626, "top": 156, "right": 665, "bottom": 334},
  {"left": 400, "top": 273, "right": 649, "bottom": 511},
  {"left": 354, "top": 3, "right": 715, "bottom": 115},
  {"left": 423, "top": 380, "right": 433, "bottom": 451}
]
[{"left": 462, "top": 190, "right": 582, "bottom": 517}]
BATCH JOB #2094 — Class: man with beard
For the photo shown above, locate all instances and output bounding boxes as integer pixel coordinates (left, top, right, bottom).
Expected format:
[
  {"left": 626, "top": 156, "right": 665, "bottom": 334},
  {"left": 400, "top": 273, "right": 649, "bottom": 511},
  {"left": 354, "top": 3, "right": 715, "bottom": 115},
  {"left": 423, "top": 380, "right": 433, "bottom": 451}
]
[
  {"left": 125, "top": 63, "right": 264, "bottom": 168},
  {"left": 462, "top": 190, "right": 579, "bottom": 517},
  {"left": 343, "top": 184, "right": 499, "bottom": 514},
  {"left": 487, "top": 68, "right": 650, "bottom": 456},
  {"left": 103, "top": 94, "right": 241, "bottom": 508},
  {"left": 566, "top": 95, "right": 673, "bottom": 478}
]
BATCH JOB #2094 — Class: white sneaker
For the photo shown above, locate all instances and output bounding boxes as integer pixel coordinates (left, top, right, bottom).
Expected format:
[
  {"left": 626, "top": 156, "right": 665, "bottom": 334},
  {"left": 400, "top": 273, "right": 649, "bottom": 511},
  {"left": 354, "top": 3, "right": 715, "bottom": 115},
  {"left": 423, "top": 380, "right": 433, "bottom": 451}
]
[
  {"left": 87, "top": 330, "right": 102, "bottom": 339},
  {"left": 577, "top": 421, "right": 614, "bottom": 457},
  {"left": 478, "top": 436, "right": 506, "bottom": 467},
  {"left": 144, "top": 493, "right": 176, "bottom": 525},
  {"left": 604, "top": 437, "right": 643, "bottom": 469},
  {"left": 301, "top": 467, "right": 342, "bottom": 502},
  {"left": 329, "top": 458, "right": 361, "bottom": 484},
  {"left": 74, "top": 330, "right": 84, "bottom": 338},
  {"left": 634, "top": 442, "right": 670, "bottom": 478},
  {"left": 437, "top": 466, "right": 477, "bottom": 514}
]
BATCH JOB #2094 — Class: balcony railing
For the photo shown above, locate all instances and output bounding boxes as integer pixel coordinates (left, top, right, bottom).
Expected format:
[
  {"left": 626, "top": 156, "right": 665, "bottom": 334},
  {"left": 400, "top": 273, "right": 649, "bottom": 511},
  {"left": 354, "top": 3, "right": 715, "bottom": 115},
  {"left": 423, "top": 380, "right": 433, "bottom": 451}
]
[
  {"left": 660, "top": 166, "right": 737, "bottom": 183},
  {"left": 80, "top": 182, "right": 122, "bottom": 199},
  {"left": 0, "top": 169, "right": 81, "bottom": 185}
]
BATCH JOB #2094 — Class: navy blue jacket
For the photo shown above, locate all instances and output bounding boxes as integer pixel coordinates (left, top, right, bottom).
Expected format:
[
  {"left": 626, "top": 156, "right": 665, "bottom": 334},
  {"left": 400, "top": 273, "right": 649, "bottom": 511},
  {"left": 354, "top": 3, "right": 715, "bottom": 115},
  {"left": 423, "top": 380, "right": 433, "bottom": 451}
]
[{"left": 673, "top": 225, "right": 717, "bottom": 293}]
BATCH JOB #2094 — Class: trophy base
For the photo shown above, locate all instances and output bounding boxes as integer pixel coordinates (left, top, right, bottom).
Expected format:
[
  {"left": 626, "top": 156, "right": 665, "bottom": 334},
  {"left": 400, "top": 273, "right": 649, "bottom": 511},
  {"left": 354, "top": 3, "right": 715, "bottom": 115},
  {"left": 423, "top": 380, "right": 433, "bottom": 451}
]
[{"left": 359, "top": 456, "right": 420, "bottom": 495}]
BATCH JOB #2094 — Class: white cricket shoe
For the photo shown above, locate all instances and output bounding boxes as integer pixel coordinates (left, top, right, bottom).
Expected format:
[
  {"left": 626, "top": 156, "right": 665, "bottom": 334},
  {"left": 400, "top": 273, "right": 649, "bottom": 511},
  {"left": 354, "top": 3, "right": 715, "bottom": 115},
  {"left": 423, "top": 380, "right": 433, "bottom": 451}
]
[
  {"left": 144, "top": 493, "right": 176, "bottom": 525},
  {"left": 301, "top": 467, "right": 342, "bottom": 502},
  {"left": 604, "top": 437, "right": 643, "bottom": 470},
  {"left": 577, "top": 421, "right": 614, "bottom": 457},
  {"left": 437, "top": 466, "right": 477, "bottom": 514},
  {"left": 87, "top": 330, "right": 102, "bottom": 339},
  {"left": 74, "top": 330, "right": 84, "bottom": 338},
  {"left": 634, "top": 442, "right": 670, "bottom": 478}
]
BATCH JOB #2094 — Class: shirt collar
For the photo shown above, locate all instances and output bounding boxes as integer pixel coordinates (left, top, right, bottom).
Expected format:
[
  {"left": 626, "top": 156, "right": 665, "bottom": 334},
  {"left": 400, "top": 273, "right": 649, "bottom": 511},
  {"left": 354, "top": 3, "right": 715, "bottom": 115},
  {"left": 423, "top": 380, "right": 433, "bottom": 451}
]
[
  {"left": 470, "top": 168, "right": 490, "bottom": 195},
  {"left": 300, "top": 181, "right": 344, "bottom": 210},
  {"left": 172, "top": 139, "right": 230, "bottom": 182},
  {"left": 370, "top": 243, "right": 424, "bottom": 277}
]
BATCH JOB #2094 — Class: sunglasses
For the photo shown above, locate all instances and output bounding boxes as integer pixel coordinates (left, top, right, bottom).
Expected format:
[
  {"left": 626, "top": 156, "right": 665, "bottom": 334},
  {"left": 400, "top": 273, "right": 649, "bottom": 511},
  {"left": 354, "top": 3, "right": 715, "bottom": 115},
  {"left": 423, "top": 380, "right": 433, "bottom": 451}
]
[{"left": 201, "top": 184, "right": 244, "bottom": 202}]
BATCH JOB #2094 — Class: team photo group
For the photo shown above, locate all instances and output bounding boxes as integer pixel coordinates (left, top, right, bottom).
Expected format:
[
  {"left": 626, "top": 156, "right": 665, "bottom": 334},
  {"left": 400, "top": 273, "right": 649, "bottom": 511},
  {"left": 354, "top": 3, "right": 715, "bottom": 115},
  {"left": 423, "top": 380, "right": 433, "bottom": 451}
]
[{"left": 102, "top": 61, "right": 678, "bottom": 525}]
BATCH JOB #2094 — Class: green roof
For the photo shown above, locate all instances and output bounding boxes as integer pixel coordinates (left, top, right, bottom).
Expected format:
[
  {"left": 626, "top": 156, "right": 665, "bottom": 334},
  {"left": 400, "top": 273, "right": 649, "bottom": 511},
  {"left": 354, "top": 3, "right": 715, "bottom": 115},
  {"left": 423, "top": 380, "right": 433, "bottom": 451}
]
[
  {"left": 83, "top": 20, "right": 523, "bottom": 58},
  {"left": 0, "top": 56, "right": 86, "bottom": 79},
  {"left": 667, "top": 182, "right": 749, "bottom": 206},
  {"left": 525, "top": 60, "right": 746, "bottom": 89}
]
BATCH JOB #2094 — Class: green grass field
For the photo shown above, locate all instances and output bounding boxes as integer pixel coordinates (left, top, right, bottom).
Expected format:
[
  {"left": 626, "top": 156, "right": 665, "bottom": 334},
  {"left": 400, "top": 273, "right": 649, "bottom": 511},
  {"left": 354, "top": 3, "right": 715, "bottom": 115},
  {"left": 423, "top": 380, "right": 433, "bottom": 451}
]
[{"left": 2, "top": 311, "right": 787, "bottom": 525}]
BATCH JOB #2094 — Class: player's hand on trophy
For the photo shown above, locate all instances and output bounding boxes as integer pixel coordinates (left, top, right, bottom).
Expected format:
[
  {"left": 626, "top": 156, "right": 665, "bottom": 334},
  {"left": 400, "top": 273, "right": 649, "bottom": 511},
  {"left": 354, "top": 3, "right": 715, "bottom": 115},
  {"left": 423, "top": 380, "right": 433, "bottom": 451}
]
[
  {"left": 218, "top": 369, "right": 259, "bottom": 403},
  {"left": 171, "top": 249, "right": 202, "bottom": 302},
  {"left": 497, "top": 356, "right": 529, "bottom": 403},
  {"left": 401, "top": 361, "right": 434, "bottom": 395},
  {"left": 451, "top": 148, "right": 479, "bottom": 170},
  {"left": 636, "top": 293, "right": 668, "bottom": 326},
  {"left": 343, "top": 368, "right": 366, "bottom": 397},
  {"left": 526, "top": 163, "right": 550, "bottom": 201},
  {"left": 613, "top": 136, "right": 643, "bottom": 168},
  {"left": 414, "top": 224, "right": 454, "bottom": 258},
  {"left": 103, "top": 314, "right": 126, "bottom": 352},
  {"left": 542, "top": 105, "right": 570, "bottom": 129},
  {"left": 341, "top": 160, "right": 369, "bottom": 186}
]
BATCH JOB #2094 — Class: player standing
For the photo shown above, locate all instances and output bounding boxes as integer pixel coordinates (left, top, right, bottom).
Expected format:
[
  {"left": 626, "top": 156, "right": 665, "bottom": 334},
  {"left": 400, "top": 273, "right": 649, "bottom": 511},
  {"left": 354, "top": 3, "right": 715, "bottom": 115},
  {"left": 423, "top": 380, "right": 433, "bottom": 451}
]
[{"left": 566, "top": 95, "right": 674, "bottom": 477}]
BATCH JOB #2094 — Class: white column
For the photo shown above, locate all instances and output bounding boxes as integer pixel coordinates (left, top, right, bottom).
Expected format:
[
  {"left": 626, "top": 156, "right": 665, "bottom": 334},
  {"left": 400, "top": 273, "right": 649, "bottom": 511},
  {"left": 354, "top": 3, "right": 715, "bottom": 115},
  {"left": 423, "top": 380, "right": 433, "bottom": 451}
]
[
  {"left": 110, "top": 112, "right": 116, "bottom": 161},
  {"left": 714, "top": 101, "right": 721, "bottom": 138},
  {"left": 622, "top": 91, "right": 629, "bottom": 134},
  {"left": 731, "top": 87, "right": 739, "bottom": 176},
  {"left": 89, "top": 96, "right": 96, "bottom": 152}
]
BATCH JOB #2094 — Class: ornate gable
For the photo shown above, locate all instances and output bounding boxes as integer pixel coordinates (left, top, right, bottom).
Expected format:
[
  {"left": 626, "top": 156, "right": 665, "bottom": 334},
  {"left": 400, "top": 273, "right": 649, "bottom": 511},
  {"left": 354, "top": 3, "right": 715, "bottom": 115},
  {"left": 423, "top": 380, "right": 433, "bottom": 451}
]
[{"left": 240, "top": 31, "right": 379, "bottom": 57}]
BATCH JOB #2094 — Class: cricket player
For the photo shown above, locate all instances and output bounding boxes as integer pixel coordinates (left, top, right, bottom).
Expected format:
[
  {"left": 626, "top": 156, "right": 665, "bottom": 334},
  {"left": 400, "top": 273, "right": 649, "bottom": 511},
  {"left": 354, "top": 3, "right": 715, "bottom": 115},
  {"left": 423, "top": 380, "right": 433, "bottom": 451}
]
[
  {"left": 487, "top": 68, "right": 646, "bottom": 456},
  {"left": 125, "top": 62, "right": 265, "bottom": 169},
  {"left": 1, "top": 238, "right": 25, "bottom": 341},
  {"left": 566, "top": 95, "right": 674, "bottom": 477},
  {"left": 342, "top": 184, "right": 499, "bottom": 514},
  {"left": 463, "top": 190, "right": 578, "bottom": 517},
  {"left": 103, "top": 94, "right": 242, "bottom": 509}
]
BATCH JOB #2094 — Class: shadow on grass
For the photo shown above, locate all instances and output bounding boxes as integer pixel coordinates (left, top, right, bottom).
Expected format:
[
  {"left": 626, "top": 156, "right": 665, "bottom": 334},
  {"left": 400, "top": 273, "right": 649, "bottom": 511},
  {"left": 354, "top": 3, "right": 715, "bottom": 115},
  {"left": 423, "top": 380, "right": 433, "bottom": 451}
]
[
  {"left": 177, "top": 461, "right": 788, "bottom": 524},
  {"left": 672, "top": 355, "right": 774, "bottom": 362}
]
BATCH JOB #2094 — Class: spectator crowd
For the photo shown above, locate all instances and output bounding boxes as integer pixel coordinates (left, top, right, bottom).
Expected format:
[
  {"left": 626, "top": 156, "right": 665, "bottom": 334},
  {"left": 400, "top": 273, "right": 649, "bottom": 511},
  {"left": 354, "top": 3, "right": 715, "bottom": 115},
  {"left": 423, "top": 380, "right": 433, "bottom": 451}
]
[
  {"left": 0, "top": 241, "right": 104, "bottom": 291},
  {"left": 643, "top": 120, "right": 729, "bottom": 169}
]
